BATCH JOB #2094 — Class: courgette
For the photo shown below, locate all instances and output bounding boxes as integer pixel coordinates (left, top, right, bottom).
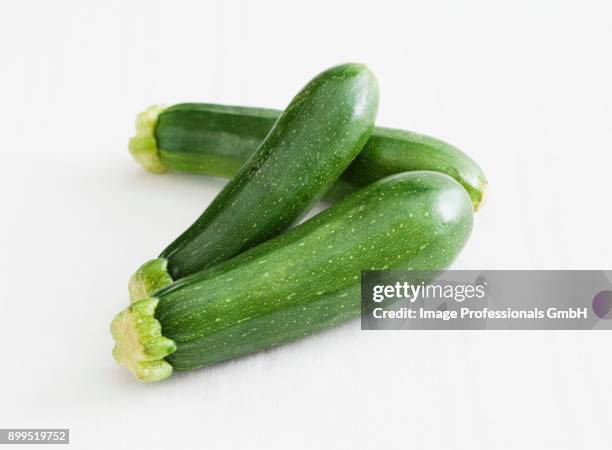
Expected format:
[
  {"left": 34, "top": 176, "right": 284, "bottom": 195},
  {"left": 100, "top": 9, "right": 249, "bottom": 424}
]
[
  {"left": 111, "top": 171, "right": 474, "bottom": 382},
  {"left": 129, "top": 63, "right": 379, "bottom": 301},
  {"left": 130, "top": 103, "right": 487, "bottom": 209}
]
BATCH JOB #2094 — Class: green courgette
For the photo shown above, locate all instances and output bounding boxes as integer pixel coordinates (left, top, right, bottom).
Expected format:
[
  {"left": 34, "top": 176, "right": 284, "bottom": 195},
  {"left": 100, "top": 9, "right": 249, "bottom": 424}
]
[
  {"left": 129, "top": 63, "right": 379, "bottom": 301},
  {"left": 130, "top": 103, "right": 487, "bottom": 209},
  {"left": 111, "top": 171, "right": 474, "bottom": 382}
]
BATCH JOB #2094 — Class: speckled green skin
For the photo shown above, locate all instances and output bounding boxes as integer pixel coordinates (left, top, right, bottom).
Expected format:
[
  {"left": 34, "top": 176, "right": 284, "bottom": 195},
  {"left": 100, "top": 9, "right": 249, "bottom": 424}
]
[
  {"left": 151, "top": 171, "right": 473, "bottom": 372},
  {"left": 157, "top": 104, "right": 280, "bottom": 178},
  {"left": 158, "top": 63, "right": 379, "bottom": 280},
  {"left": 155, "top": 105, "right": 487, "bottom": 210}
]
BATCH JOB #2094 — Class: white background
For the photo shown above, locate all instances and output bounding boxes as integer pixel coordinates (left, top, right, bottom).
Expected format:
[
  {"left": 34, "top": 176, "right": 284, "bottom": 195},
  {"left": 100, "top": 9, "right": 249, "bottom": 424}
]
[{"left": 1, "top": 0, "right": 611, "bottom": 448}]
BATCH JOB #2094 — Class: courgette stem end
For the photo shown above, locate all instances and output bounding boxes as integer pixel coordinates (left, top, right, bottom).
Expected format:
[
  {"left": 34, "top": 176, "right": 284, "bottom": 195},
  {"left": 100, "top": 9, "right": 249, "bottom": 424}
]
[
  {"left": 129, "top": 104, "right": 167, "bottom": 174},
  {"left": 111, "top": 297, "right": 176, "bottom": 382},
  {"left": 473, "top": 180, "right": 488, "bottom": 212},
  {"left": 129, "top": 258, "right": 174, "bottom": 302}
]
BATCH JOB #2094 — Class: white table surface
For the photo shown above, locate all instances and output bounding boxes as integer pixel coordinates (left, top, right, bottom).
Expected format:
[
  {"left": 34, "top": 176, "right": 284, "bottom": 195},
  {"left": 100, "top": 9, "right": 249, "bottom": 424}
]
[{"left": 1, "top": 1, "right": 611, "bottom": 448}]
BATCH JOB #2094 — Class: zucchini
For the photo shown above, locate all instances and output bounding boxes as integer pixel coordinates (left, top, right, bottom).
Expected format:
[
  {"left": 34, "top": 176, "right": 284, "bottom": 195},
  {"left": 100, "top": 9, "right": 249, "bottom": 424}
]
[
  {"left": 111, "top": 171, "right": 474, "bottom": 382},
  {"left": 129, "top": 63, "right": 379, "bottom": 301},
  {"left": 130, "top": 104, "right": 487, "bottom": 209}
]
